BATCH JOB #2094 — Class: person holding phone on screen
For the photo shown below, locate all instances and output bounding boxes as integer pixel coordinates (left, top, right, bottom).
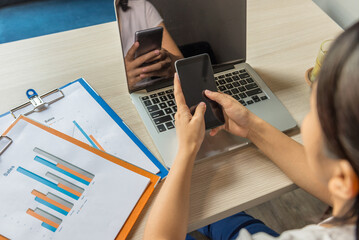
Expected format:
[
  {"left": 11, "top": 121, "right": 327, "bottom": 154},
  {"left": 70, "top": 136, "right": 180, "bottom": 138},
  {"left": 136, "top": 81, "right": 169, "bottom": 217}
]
[
  {"left": 116, "top": 0, "right": 183, "bottom": 90},
  {"left": 143, "top": 22, "right": 359, "bottom": 240}
]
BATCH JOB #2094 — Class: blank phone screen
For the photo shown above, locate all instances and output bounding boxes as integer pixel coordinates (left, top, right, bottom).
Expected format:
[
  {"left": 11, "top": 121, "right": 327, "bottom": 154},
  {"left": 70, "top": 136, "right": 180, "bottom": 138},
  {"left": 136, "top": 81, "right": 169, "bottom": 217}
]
[{"left": 175, "top": 54, "right": 224, "bottom": 129}]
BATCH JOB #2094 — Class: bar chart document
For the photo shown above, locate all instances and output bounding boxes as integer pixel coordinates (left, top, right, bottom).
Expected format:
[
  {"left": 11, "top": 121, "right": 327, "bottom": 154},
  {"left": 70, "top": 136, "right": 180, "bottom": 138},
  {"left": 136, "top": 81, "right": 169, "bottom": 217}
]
[
  {"left": 0, "top": 116, "right": 159, "bottom": 240},
  {"left": 0, "top": 79, "right": 168, "bottom": 177}
]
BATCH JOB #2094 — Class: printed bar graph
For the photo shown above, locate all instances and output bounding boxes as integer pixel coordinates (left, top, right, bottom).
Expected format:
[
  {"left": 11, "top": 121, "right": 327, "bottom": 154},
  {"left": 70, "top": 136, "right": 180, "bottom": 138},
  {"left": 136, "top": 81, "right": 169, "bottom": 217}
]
[
  {"left": 72, "top": 121, "right": 98, "bottom": 149},
  {"left": 47, "top": 192, "right": 74, "bottom": 209},
  {"left": 45, "top": 172, "right": 84, "bottom": 196},
  {"left": 26, "top": 208, "right": 62, "bottom": 231},
  {"left": 34, "top": 208, "right": 62, "bottom": 225},
  {"left": 56, "top": 164, "right": 92, "bottom": 183},
  {"left": 34, "top": 156, "right": 91, "bottom": 185},
  {"left": 17, "top": 167, "right": 79, "bottom": 200},
  {"left": 89, "top": 135, "right": 105, "bottom": 151},
  {"left": 16, "top": 148, "right": 97, "bottom": 233},
  {"left": 41, "top": 222, "right": 57, "bottom": 232},
  {"left": 33, "top": 147, "right": 94, "bottom": 181},
  {"left": 35, "top": 198, "right": 68, "bottom": 216},
  {"left": 58, "top": 184, "right": 82, "bottom": 197},
  {"left": 31, "top": 190, "right": 72, "bottom": 216}
]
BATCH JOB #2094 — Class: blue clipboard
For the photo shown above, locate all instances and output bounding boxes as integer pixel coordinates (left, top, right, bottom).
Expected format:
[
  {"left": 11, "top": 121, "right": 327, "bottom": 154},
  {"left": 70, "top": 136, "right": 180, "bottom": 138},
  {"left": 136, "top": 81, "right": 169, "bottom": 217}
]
[{"left": 0, "top": 78, "right": 168, "bottom": 179}]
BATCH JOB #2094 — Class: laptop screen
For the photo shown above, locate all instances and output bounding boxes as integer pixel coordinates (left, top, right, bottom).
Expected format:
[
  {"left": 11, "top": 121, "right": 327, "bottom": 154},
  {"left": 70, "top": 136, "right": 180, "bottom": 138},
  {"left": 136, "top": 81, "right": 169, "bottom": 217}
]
[{"left": 115, "top": 0, "right": 247, "bottom": 93}]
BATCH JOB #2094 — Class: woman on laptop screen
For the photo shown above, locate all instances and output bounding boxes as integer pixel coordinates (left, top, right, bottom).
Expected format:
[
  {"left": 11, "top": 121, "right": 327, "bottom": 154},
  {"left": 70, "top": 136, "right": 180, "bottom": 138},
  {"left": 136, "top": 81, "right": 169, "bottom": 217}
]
[
  {"left": 143, "top": 21, "right": 359, "bottom": 240},
  {"left": 116, "top": 0, "right": 183, "bottom": 92}
]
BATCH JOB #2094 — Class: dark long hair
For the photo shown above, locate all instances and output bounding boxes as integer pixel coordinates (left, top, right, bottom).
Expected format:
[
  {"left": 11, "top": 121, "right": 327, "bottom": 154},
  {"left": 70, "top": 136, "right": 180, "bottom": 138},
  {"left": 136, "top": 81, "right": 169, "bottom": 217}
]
[
  {"left": 317, "top": 21, "right": 359, "bottom": 239},
  {"left": 119, "top": 0, "right": 130, "bottom": 11}
]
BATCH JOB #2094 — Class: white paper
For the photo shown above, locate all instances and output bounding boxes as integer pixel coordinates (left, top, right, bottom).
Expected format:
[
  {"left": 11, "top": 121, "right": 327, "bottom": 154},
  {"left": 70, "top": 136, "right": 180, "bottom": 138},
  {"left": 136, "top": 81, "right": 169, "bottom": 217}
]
[
  {"left": 0, "top": 80, "right": 160, "bottom": 174},
  {"left": 0, "top": 118, "right": 151, "bottom": 240}
]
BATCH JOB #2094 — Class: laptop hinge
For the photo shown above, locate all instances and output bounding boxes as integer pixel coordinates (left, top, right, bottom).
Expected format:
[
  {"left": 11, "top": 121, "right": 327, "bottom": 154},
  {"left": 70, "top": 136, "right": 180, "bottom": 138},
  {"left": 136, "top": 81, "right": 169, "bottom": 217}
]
[
  {"left": 213, "top": 59, "right": 245, "bottom": 73},
  {"left": 145, "top": 77, "right": 173, "bottom": 92}
]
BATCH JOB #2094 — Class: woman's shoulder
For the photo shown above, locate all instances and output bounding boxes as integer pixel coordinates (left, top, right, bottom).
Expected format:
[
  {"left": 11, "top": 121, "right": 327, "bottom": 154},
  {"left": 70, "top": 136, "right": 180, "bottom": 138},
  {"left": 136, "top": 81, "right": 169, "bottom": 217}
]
[
  {"left": 237, "top": 224, "right": 355, "bottom": 240},
  {"left": 127, "top": 0, "right": 145, "bottom": 9},
  {"left": 280, "top": 224, "right": 355, "bottom": 240},
  {"left": 127, "top": 0, "right": 158, "bottom": 13},
  {"left": 128, "top": 0, "right": 150, "bottom": 6}
]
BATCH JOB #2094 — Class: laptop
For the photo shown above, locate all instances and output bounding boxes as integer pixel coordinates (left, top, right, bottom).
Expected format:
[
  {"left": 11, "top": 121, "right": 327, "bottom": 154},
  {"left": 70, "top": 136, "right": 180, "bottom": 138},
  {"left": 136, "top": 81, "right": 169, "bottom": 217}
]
[{"left": 114, "top": 0, "right": 297, "bottom": 168}]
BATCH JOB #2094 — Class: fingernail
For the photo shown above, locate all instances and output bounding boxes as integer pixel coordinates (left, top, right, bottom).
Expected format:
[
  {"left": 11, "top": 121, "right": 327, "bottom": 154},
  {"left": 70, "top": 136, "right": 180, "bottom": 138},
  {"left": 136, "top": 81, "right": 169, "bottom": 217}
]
[
  {"left": 155, "top": 50, "right": 160, "bottom": 55},
  {"left": 199, "top": 102, "right": 206, "bottom": 107},
  {"left": 205, "top": 90, "right": 212, "bottom": 95},
  {"left": 142, "top": 68, "right": 147, "bottom": 72}
]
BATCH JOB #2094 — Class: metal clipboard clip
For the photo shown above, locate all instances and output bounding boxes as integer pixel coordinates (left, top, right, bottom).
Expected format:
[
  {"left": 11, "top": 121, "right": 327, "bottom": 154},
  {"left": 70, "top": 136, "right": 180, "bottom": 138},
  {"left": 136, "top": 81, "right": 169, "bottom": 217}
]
[
  {"left": 0, "top": 136, "right": 12, "bottom": 156},
  {"left": 10, "top": 88, "right": 64, "bottom": 119}
]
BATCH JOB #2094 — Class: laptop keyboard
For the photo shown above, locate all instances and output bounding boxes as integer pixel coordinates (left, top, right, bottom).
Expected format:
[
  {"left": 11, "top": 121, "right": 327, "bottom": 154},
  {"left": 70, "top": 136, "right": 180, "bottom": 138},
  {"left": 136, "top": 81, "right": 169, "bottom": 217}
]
[
  {"left": 140, "top": 69, "right": 269, "bottom": 133},
  {"left": 140, "top": 89, "right": 177, "bottom": 133},
  {"left": 215, "top": 69, "right": 268, "bottom": 106}
]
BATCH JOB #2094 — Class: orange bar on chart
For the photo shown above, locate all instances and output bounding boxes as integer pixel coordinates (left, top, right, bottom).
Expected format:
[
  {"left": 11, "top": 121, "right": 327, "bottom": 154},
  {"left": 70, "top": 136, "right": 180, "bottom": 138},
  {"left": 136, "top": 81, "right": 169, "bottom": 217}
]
[
  {"left": 89, "top": 135, "right": 105, "bottom": 151},
  {"left": 56, "top": 164, "right": 92, "bottom": 183},
  {"left": 58, "top": 183, "right": 82, "bottom": 197},
  {"left": 31, "top": 190, "right": 71, "bottom": 212},
  {"left": 26, "top": 209, "right": 59, "bottom": 229}
]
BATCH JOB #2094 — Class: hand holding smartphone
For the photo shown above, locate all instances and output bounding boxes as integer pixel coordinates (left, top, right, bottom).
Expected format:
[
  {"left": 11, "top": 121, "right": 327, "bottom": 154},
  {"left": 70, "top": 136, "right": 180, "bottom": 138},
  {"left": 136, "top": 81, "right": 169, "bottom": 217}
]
[
  {"left": 134, "top": 26, "right": 163, "bottom": 65},
  {"left": 175, "top": 54, "right": 225, "bottom": 129}
]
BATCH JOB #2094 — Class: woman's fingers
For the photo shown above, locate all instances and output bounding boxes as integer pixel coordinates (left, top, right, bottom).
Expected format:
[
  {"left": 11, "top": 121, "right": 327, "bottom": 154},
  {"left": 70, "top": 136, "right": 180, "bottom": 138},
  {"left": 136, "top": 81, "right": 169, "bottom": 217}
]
[
  {"left": 145, "top": 54, "right": 162, "bottom": 63},
  {"left": 209, "top": 125, "right": 225, "bottom": 136},
  {"left": 133, "top": 49, "right": 161, "bottom": 67},
  {"left": 174, "top": 73, "right": 187, "bottom": 108},
  {"left": 127, "top": 67, "right": 146, "bottom": 78},
  {"left": 192, "top": 102, "right": 206, "bottom": 122},
  {"left": 125, "top": 42, "right": 139, "bottom": 61},
  {"left": 204, "top": 90, "right": 234, "bottom": 108},
  {"left": 140, "top": 66, "right": 171, "bottom": 79},
  {"left": 142, "top": 58, "right": 171, "bottom": 73},
  {"left": 127, "top": 47, "right": 172, "bottom": 82},
  {"left": 128, "top": 75, "right": 143, "bottom": 86},
  {"left": 145, "top": 50, "right": 167, "bottom": 63}
]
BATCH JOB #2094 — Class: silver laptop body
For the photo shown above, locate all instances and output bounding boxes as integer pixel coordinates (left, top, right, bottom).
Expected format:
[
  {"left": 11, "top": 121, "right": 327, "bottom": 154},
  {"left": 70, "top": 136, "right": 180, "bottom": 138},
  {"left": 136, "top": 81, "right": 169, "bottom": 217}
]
[{"left": 115, "top": 0, "right": 297, "bottom": 168}]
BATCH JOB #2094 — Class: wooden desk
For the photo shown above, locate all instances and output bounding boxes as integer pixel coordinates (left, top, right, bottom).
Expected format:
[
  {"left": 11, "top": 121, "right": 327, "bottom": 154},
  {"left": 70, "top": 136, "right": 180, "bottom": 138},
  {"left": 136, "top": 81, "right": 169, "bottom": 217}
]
[{"left": 0, "top": 0, "right": 341, "bottom": 239}]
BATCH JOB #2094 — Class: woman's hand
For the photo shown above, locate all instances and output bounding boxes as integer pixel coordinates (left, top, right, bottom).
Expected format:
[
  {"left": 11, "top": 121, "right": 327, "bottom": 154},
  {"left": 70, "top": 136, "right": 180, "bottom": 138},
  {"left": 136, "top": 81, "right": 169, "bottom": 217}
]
[
  {"left": 125, "top": 42, "right": 175, "bottom": 87},
  {"left": 141, "top": 48, "right": 176, "bottom": 79},
  {"left": 204, "top": 90, "right": 255, "bottom": 138},
  {"left": 174, "top": 73, "right": 206, "bottom": 154}
]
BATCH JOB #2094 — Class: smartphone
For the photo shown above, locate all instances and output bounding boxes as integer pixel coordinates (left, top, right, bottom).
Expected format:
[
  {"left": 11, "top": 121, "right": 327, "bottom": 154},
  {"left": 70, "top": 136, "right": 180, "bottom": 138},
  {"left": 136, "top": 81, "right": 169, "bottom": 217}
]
[
  {"left": 175, "top": 54, "right": 225, "bottom": 129},
  {"left": 134, "top": 26, "right": 163, "bottom": 60}
]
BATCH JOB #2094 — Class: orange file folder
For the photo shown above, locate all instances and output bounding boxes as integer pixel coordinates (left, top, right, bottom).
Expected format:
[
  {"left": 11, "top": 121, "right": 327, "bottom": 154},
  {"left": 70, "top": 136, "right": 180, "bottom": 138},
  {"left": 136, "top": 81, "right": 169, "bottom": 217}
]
[{"left": 2, "top": 116, "right": 160, "bottom": 240}]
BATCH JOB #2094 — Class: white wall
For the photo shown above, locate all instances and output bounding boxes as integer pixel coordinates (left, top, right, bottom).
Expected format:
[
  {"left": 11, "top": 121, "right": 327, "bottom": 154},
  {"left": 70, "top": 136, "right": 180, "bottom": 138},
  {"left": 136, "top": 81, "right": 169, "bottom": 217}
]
[{"left": 313, "top": 0, "right": 359, "bottom": 29}]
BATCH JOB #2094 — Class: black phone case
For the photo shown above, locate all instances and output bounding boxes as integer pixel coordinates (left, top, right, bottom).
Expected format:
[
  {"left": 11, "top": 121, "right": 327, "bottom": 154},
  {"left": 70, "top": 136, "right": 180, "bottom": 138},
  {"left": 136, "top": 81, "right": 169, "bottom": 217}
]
[
  {"left": 134, "top": 26, "right": 163, "bottom": 59},
  {"left": 176, "top": 54, "right": 225, "bottom": 129},
  {"left": 202, "top": 91, "right": 225, "bottom": 123}
]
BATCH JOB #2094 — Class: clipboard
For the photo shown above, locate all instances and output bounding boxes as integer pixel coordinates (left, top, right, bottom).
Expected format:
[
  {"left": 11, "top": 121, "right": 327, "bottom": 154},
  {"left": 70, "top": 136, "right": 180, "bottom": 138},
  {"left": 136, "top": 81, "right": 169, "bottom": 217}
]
[
  {"left": 0, "top": 78, "right": 168, "bottom": 179},
  {"left": 0, "top": 115, "right": 160, "bottom": 240}
]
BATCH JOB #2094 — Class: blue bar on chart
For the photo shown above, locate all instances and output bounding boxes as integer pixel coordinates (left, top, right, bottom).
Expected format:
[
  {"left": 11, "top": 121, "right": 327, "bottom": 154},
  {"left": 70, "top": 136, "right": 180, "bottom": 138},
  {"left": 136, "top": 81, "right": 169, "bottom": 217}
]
[
  {"left": 35, "top": 197, "right": 68, "bottom": 216},
  {"left": 26, "top": 208, "right": 62, "bottom": 232},
  {"left": 33, "top": 147, "right": 95, "bottom": 186},
  {"left": 34, "top": 156, "right": 91, "bottom": 185},
  {"left": 45, "top": 172, "right": 84, "bottom": 197},
  {"left": 16, "top": 167, "right": 79, "bottom": 200},
  {"left": 73, "top": 120, "right": 98, "bottom": 149},
  {"left": 42, "top": 222, "right": 57, "bottom": 232}
]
